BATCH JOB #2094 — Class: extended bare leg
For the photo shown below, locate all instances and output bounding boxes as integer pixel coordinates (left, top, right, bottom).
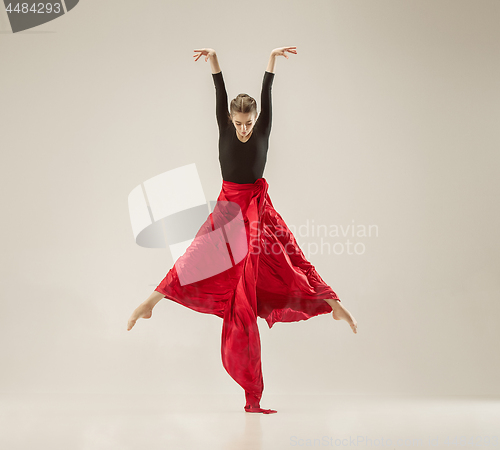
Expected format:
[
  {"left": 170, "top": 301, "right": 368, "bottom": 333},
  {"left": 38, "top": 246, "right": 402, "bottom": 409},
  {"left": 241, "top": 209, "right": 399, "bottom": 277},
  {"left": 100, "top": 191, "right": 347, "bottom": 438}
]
[
  {"left": 127, "top": 290, "right": 165, "bottom": 331},
  {"left": 325, "top": 299, "right": 358, "bottom": 334}
]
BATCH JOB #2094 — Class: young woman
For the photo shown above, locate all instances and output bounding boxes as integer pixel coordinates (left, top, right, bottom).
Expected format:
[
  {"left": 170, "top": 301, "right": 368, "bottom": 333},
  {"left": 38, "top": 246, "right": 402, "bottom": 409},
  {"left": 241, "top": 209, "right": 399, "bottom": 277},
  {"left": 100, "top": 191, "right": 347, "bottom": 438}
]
[{"left": 127, "top": 47, "right": 358, "bottom": 414}]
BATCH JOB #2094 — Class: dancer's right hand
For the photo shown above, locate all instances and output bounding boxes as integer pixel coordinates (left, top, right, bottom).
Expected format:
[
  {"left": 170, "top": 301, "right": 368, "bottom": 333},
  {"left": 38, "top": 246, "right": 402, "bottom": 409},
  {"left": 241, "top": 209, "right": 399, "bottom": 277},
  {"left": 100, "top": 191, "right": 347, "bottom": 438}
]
[{"left": 193, "top": 48, "right": 216, "bottom": 62}]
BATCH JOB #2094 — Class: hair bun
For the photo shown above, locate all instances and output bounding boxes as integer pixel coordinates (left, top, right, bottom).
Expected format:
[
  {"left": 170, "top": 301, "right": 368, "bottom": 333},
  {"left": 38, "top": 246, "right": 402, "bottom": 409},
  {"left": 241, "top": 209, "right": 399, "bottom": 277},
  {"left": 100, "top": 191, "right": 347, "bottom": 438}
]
[{"left": 229, "top": 92, "right": 258, "bottom": 121}]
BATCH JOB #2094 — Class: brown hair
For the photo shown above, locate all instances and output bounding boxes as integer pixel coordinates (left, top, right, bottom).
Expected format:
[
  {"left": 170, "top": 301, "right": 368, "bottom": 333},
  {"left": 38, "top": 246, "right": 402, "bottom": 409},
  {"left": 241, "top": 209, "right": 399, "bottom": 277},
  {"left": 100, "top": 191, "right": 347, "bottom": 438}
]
[{"left": 228, "top": 94, "right": 257, "bottom": 124}]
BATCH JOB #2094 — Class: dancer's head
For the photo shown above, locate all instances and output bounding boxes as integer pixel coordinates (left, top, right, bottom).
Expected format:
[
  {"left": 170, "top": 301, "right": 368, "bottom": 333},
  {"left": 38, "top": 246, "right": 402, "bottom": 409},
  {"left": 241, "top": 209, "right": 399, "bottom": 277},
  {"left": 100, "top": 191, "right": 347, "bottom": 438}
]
[{"left": 229, "top": 94, "right": 257, "bottom": 137}]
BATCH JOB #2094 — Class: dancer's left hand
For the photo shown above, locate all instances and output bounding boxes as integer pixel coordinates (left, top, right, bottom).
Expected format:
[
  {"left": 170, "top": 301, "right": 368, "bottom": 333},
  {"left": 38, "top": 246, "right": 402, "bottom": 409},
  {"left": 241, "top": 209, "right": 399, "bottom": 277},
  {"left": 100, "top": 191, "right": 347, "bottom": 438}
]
[{"left": 271, "top": 46, "right": 297, "bottom": 59}]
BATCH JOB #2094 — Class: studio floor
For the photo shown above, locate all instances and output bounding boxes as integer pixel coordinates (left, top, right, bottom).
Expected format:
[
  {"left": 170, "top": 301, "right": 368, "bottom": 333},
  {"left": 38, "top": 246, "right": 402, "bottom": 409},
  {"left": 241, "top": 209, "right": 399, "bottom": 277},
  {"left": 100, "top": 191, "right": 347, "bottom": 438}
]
[{"left": 1, "top": 393, "right": 498, "bottom": 449}]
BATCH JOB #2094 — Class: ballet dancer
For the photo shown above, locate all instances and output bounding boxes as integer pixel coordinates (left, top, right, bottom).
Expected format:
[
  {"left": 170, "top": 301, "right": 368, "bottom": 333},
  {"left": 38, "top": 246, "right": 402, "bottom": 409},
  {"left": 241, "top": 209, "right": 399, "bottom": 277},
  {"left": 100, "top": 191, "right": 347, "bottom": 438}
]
[{"left": 127, "top": 47, "right": 358, "bottom": 414}]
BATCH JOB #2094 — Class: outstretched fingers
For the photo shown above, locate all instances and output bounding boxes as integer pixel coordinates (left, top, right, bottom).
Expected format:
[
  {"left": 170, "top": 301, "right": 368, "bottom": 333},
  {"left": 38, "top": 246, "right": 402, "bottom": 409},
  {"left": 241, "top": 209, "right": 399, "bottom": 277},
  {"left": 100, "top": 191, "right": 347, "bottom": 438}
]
[
  {"left": 193, "top": 51, "right": 210, "bottom": 63},
  {"left": 274, "top": 46, "right": 298, "bottom": 59}
]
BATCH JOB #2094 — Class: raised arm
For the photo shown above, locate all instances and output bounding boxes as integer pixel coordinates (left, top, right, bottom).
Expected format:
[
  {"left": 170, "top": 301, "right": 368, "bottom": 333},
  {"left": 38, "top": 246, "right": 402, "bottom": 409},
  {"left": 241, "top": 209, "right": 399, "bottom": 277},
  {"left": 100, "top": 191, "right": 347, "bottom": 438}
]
[
  {"left": 259, "top": 47, "right": 297, "bottom": 135},
  {"left": 258, "top": 71, "right": 274, "bottom": 136},
  {"left": 193, "top": 48, "right": 229, "bottom": 129}
]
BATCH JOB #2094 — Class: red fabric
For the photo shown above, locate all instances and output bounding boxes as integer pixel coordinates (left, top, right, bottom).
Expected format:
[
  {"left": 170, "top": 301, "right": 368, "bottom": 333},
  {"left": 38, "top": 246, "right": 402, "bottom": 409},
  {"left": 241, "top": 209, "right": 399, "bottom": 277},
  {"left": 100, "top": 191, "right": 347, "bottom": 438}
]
[{"left": 155, "top": 178, "right": 340, "bottom": 409}]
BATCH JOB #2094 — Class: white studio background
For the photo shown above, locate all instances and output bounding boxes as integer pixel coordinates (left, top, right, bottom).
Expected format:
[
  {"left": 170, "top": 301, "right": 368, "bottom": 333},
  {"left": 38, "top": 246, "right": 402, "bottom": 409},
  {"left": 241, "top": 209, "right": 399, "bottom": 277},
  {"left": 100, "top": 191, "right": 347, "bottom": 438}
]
[{"left": 0, "top": 0, "right": 499, "bottom": 400}]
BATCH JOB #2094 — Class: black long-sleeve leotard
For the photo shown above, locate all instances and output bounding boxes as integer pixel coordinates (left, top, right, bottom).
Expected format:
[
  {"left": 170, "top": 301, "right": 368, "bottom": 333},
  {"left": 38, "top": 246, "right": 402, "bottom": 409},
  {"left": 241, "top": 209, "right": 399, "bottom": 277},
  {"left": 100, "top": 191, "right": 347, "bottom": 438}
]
[{"left": 212, "top": 70, "right": 275, "bottom": 184}]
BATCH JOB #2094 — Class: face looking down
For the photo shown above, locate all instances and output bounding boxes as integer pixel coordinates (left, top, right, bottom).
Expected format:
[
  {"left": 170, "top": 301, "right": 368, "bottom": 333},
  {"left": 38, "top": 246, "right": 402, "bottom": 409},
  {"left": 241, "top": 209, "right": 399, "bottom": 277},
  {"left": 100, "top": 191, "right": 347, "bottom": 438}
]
[{"left": 231, "top": 112, "right": 257, "bottom": 138}]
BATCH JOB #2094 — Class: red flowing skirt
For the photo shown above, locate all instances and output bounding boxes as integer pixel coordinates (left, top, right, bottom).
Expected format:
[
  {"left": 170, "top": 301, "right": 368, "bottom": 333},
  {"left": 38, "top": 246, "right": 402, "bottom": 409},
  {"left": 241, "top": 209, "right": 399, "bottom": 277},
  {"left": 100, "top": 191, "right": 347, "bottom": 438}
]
[{"left": 155, "top": 177, "right": 340, "bottom": 408}]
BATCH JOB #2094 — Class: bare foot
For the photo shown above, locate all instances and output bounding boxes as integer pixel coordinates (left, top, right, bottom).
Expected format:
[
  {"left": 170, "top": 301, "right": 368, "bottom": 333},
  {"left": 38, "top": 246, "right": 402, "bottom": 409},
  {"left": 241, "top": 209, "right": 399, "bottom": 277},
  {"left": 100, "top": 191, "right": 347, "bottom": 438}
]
[
  {"left": 127, "top": 290, "right": 165, "bottom": 331},
  {"left": 127, "top": 302, "right": 154, "bottom": 331},
  {"left": 326, "top": 299, "right": 358, "bottom": 334},
  {"left": 244, "top": 406, "right": 277, "bottom": 414}
]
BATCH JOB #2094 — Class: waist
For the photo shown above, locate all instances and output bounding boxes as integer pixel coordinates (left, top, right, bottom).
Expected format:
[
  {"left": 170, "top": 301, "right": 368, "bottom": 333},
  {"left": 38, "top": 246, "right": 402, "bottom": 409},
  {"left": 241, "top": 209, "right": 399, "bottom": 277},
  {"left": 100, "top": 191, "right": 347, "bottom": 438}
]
[{"left": 223, "top": 178, "right": 267, "bottom": 189}]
